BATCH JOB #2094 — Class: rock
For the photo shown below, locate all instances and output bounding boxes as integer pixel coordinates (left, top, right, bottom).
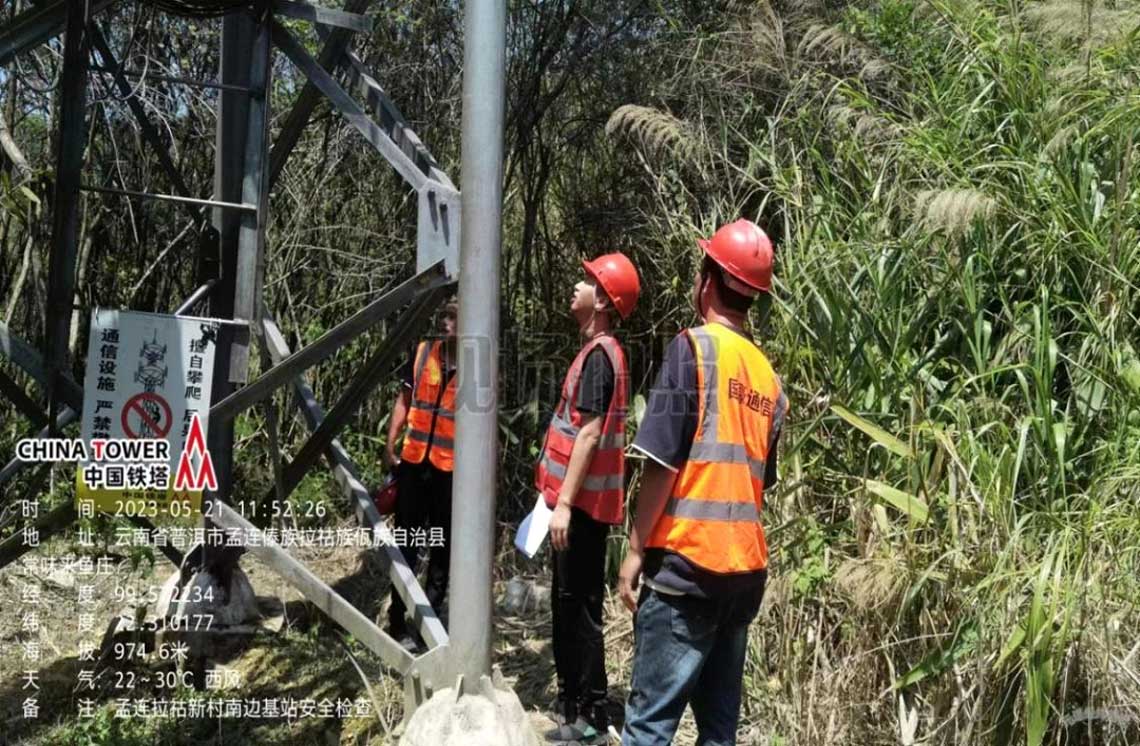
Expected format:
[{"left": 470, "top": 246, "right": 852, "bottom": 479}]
[
  {"left": 166, "top": 568, "right": 260, "bottom": 661},
  {"left": 175, "top": 568, "right": 259, "bottom": 628},
  {"left": 45, "top": 567, "right": 77, "bottom": 590},
  {"left": 500, "top": 576, "right": 551, "bottom": 616},
  {"left": 401, "top": 674, "right": 538, "bottom": 746},
  {"left": 256, "top": 596, "right": 287, "bottom": 633},
  {"left": 155, "top": 570, "right": 182, "bottom": 620},
  {"left": 527, "top": 584, "right": 551, "bottom": 612}
]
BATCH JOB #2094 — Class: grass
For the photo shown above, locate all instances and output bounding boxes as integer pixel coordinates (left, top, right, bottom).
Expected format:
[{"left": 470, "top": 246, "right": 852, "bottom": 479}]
[
  {"left": 3, "top": 0, "right": 1139, "bottom": 743},
  {"left": 598, "top": 0, "right": 1140, "bottom": 742}
]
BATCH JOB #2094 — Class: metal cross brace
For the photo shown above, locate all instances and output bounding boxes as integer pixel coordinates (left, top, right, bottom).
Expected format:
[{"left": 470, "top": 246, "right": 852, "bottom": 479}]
[
  {"left": 0, "top": 321, "right": 84, "bottom": 410},
  {"left": 337, "top": 46, "right": 453, "bottom": 189},
  {"left": 262, "top": 317, "right": 449, "bottom": 649},
  {"left": 0, "top": 410, "right": 78, "bottom": 489},
  {"left": 87, "top": 23, "right": 208, "bottom": 225},
  {"left": 272, "top": 20, "right": 429, "bottom": 193},
  {"left": 209, "top": 261, "right": 449, "bottom": 425},
  {"left": 266, "top": 0, "right": 374, "bottom": 189},
  {"left": 0, "top": 368, "right": 47, "bottom": 428},
  {"left": 272, "top": 0, "right": 373, "bottom": 33},
  {"left": 267, "top": 283, "right": 450, "bottom": 507},
  {"left": 0, "top": 0, "right": 116, "bottom": 68},
  {"left": 209, "top": 501, "right": 449, "bottom": 691}
]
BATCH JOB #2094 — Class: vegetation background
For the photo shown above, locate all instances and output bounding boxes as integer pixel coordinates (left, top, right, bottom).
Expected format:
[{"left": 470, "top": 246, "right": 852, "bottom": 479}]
[{"left": 1, "top": 0, "right": 1139, "bottom": 743}]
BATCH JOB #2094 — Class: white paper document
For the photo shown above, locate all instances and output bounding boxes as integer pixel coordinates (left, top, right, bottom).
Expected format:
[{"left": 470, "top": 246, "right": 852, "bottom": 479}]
[{"left": 514, "top": 493, "right": 554, "bottom": 558}]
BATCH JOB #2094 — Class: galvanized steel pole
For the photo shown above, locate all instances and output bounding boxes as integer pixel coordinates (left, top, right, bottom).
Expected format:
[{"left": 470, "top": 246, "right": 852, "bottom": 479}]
[{"left": 449, "top": 0, "right": 507, "bottom": 684}]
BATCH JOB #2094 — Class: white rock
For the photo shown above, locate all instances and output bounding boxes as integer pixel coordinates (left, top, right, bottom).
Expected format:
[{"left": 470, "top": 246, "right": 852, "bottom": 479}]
[
  {"left": 501, "top": 576, "right": 551, "bottom": 616},
  {"left": 401, "top": 675, "right": 538, "bottom": 746},
  {"left": 174, "top": 568, "right": 259, "bottom": 627}
]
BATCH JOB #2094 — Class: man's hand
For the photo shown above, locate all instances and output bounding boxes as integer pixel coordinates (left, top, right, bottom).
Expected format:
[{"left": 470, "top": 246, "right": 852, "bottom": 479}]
[
  {"left": 618, "top": 461, "right": 677, "bottom": 614},
  {"left": 384, "top": 448, "right": 400, "bottom": 469},
  {"left": 618, "top": 549, "right": 644, "bottom": 613},
  {"left": 549, "top": 502, "right": 572, "bottom": 551}
]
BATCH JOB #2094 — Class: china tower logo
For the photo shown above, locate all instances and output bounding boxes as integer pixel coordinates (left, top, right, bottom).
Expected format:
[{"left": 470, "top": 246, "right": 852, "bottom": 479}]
[{"left": 173, "top": 414, "right": 217, "bottom": 492}]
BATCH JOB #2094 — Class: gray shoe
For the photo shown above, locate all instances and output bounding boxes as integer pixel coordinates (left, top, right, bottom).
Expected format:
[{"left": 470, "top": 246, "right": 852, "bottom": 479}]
[
  {"left": 543, "top": 717, "right": 605, "bottom": 745},
  {"left": 548, "top": 695, "right": 569, "bottom": 726}
]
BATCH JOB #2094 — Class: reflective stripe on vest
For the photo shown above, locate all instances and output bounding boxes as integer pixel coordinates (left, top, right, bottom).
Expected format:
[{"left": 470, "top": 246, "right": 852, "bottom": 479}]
[
  {"left": 546, "top": 413, "right": 625, "bottom": 451},
  {"left": 646, "top": 324, "right": 787, "bottom": 574},
  {"left": 401, "top": 340, "right": 457, "bottom": 472},
  {"left": 664, "top": 496, "right": 759, "bottom": 522},
  {"left": 534, "top": 334, "right": 629, "bottom": 525}
]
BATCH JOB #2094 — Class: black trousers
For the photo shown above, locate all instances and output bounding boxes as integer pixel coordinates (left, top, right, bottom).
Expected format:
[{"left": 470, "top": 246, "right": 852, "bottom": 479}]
[
  {"left": 551, "top": 506, "right": 610, "bottom": 722},
  {"left": 387, "top": 459, "right": 452, "bottom": 637}
]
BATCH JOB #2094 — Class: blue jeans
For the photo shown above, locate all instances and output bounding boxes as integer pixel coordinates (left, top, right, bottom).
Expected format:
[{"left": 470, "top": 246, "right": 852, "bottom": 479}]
[{"left": 622, "top": 587, "right": 762, "bottom": 746}]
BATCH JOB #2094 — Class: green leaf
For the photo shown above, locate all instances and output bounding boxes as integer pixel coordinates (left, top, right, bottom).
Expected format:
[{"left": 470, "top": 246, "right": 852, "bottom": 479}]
[
  {"left": 872, "top": 503, "right": 892, "bottom": 535},
  {"left": 831, "top": 404, "right": 913, "bottom": 458},
  {"left": 631, "top": 393, "right": 647, "bottom": 428},
  {"left": 865, "top": 479, "right": 929, "bottom": 523},
  {"left": 995, "top": 625, "right": 1027, "bottom": 670},
  {"left": 1051, "top": 422, "right": 1066, "bottom": 465},
  {"left": 1122, "top": 358, "right": 1140, "bottom": 396},
  {"left": 893, "top": 621, "right": 978, "bottom": 690},
  {"left": 18, "top": 185, "right": 40, "bottom": 206}
]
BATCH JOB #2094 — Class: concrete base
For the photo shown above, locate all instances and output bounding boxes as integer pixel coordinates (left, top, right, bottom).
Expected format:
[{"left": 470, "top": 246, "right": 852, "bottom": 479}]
[
  {"left": 155, "top": 567, "right": 261, "bottom": 680},
  {"left": 401, "top": 671, "right": 539, "bottom": 746}
]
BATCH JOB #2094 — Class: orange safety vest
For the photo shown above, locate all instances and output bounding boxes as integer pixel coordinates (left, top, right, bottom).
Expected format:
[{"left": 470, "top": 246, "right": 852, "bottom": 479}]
[
  {"left": 534, "top": 334, "right": 629, "bottom": 524},
  {"left": 400, "top": 340, "right": 457, "bottom": 472},
  {"left": 646, "top": 323, "right": 787, "bottom": 574}
]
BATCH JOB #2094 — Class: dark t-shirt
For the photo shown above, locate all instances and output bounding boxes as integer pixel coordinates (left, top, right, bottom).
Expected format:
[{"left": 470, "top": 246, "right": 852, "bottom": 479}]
[
  {"left": 575, "top": 346, "right": 615, "bottom": 416},
  {"left": 632, "top": 327, "right": 780, "bottom": 599}
]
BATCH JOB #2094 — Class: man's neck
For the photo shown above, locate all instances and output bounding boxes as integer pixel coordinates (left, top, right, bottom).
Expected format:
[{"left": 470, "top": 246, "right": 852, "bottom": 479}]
[
  {"left": 578, "top": 312, "right": 612, "bottom": 342},
  {"left": 701, "top": 306, "right": 746, "bottom": 332}
]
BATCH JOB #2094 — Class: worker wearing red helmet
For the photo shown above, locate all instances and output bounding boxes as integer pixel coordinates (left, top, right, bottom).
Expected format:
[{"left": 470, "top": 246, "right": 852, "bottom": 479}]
[
  {"left": 535, "top": 252, "right": 639, "bottom": 744},
  {"left": 619, "top": 219, "right": 788, "bottom": 746}
]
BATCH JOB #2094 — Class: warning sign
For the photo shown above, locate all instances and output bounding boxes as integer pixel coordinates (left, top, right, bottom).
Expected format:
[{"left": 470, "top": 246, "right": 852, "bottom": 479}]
[
  {"left": 76, "top": 309, "right": 224, "bottom": 517},
  {"left": 121, "top": 392, "right": 174, "bottom": 439}
]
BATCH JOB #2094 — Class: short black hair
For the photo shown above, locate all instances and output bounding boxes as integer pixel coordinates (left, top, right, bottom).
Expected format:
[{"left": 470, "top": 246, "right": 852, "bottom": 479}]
[{"left": 701, "top": 256, "right": 755, "bottom": 314}]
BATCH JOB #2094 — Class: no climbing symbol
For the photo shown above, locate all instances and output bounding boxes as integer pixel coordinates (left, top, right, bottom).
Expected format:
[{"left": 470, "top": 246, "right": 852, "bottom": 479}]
[{"left": 120, "top": 392, "right": 173, "bottom": 439}]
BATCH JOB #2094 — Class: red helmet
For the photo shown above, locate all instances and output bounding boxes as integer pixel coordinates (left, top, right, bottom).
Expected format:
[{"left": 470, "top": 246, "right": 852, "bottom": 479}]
[
  {"left": 697, "top": 219, "right": 774, "bottom": 294},
  {"left": 582, "top": 252, "right": 640, "bottom": 320},
  {"left": 372, "top": 474, "right": 398, "bottom": 515}
]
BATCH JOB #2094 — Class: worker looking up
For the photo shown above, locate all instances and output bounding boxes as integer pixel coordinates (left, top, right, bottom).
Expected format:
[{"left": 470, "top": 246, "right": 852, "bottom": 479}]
[
  {"left": 535, "top": 253, "right": 639, "bottom": 745},
  {"left": 618, "top": 219, "right": 788, "bottom": 746},
  {"left": 384, "top": 299, "right": 458, "bottom": 652}
]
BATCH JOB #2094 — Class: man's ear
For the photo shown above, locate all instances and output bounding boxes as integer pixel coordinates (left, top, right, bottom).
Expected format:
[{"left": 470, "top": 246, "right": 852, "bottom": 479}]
[{"left": 594, "top": 291, "right": 613, "bottom": 314}]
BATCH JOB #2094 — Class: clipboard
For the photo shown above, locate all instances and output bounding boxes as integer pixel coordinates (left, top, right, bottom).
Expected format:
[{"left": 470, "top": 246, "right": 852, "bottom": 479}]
[{"left": 514, "top": 493, "right": 554, "bottom": 558}]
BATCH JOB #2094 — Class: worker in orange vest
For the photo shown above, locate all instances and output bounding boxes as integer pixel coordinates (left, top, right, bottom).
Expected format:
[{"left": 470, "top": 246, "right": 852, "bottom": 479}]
[
  {"left": 535, "top": 253, "right": 640, "bottom": 744},
  {"left": 384, "top": 299, "right": 458, "bottom": 652},
  {"left": 618, "top": 220, "right": 788, "bottom": 746}
]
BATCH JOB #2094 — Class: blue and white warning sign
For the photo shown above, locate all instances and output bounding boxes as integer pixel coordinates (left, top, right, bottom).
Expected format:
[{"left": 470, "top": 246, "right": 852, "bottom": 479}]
[{"left": 75, "top": 309, "right": 221, "bottom": 516}]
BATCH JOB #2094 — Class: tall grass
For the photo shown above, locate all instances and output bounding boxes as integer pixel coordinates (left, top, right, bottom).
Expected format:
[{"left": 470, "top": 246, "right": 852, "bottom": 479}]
[{"left": 605, "top": 0, "right": 1140, "bottom": 742}]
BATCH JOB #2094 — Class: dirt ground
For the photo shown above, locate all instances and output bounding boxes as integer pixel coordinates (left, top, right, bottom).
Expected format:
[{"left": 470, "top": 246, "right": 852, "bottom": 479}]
[{"left": 0, "top": 517, "right": 723, "bottom": 746}]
